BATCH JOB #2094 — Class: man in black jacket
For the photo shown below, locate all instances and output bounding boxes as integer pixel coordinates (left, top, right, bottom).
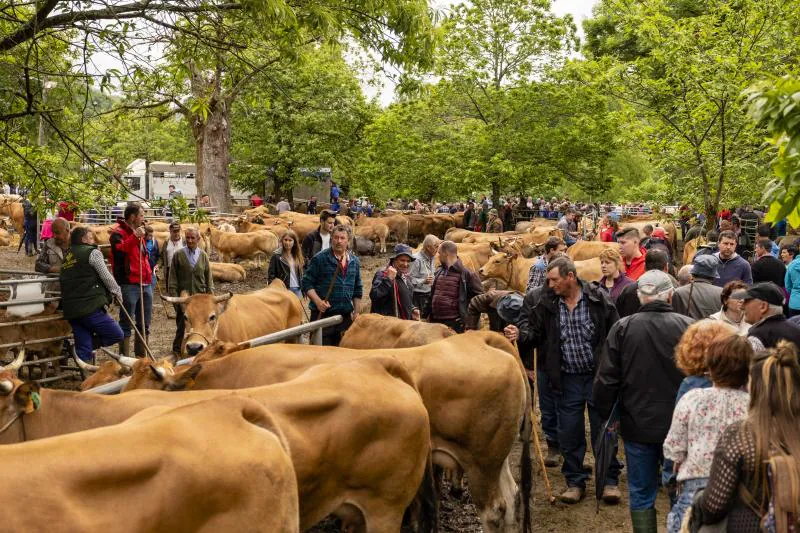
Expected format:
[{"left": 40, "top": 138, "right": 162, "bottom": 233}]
[
  {"left": 615, "top": 249, "right": 672, "bottom": 317},
  {"left": 744, "top": 282, "right": 800, "bottom": 350},
  {"left": 301, "top": 210, "right": 336, "bottom": 261},
  {"left": 752, "top": 238, "right": 786, "bottom": 287},
  {"left": 369, "top": 244, "right": 418, "bottom": 320},
  {"left": 594, "top": 269, "right": 694, "bottom": 532},
  {"left": 504, "top": 256, "right": 622, "bottom": 504}
]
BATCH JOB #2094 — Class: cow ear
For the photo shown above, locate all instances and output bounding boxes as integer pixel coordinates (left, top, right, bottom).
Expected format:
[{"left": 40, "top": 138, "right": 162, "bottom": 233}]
[
  {"left": 148, "top": 364, "right": 166, "bottom": 382},
  {"left": 165, "top": 364, "right": 203, "bottom": 391},
  {"left": 14, "top": 382, "right": 41, "bottom": 414}
]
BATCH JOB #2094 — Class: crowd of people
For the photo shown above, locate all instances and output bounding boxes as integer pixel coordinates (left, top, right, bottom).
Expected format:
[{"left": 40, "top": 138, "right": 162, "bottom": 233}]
[{"left": 26, "top": 192, "right": 800, "bottom": 532}]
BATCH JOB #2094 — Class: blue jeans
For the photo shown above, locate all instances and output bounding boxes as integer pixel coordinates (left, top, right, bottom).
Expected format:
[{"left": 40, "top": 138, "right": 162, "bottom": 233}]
[
  {"left": 537, "top": 369, "right": 559, "bottom": 445},
  {"left": 667, "top": 478, "right": 707, "bottom": 533},
  {"left": 556, "top": 372, "right": 621, "bottom": 489},
  {"left": 119, "top": 283, "right": 153, "bottom": 338},
  {"left": 624, "top": 440, "right": 663, "bottom": 511},
  {"left": 69, "top": 309, "right": 124, "bottom": 362}
]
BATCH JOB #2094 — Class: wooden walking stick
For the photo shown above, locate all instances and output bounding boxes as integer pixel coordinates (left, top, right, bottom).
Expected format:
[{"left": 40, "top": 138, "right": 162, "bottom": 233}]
[{"left": 517, "top": 340, "right": 556, "bottom": 504}]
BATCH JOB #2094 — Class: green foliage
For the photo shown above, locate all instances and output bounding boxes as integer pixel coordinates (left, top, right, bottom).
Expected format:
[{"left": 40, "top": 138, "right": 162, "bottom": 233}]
[
  {"left": 353, "top": 78, "right": 621, "bottom": 201},
  {"left": 744, "top": 76, "right": 800, "bottom": 225},
  {"left": 230, "top": 47, "right": 375, "bottom": 198},
  {"left": 581, "top": 0, "right": 797, "bottom": 218}
]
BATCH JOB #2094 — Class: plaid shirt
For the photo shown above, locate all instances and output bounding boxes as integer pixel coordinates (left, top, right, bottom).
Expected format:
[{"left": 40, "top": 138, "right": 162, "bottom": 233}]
[
  {"left": 527, "top": 255, "right": 548, "bottom": 292},
  {"left": 558, "top": 293, "right": 596, "bottom": 374}
]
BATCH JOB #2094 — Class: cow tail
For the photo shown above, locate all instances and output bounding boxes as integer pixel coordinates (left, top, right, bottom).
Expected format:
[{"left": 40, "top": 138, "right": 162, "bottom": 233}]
[
  {"left": 414, "top": 449, "right": 440, "bottom": 533},
  {"left": 520, "top": 404, "right": 533, "bottom": 533}
]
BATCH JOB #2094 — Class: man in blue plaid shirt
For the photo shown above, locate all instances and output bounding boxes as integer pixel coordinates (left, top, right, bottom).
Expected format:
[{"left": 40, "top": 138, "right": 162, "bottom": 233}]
[
  {"left": 527, "top": 236, "right": 567, "bottom": 292},
  {"left": 505, "top": 256, "right": 622, "bottom": 505}
]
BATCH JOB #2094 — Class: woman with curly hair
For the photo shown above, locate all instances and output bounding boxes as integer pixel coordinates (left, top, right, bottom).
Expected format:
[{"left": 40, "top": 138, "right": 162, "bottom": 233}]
[
  {"left": 675, "top": 320, "right": 739, "bottom": 401},
  {"left": 663, "top": 333, "right": 751, "bottom": 532},
  {"left": 662, "top": 320, "right": 740, "bottom": 507},
  {"left": 689, "top": 341, "right": 800, "bottom": 532}
]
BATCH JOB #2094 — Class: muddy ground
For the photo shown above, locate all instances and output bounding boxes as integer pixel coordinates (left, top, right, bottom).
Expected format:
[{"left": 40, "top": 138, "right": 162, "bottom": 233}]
[{"left": 0, "top": 244, "right": 670, "bottom": 532}]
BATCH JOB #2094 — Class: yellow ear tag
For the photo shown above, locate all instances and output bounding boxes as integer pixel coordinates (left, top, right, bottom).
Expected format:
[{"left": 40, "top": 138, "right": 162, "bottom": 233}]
[{"left": 24, "top": 391, "right": 41, "bottom": 414}]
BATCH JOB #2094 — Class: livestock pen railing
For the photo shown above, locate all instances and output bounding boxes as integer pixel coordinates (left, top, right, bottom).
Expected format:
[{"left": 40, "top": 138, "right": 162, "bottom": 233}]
[
  {"left": 85, "top": 315, "right": 344, "bottom": 395},
  {"left": 0, "top": 273, "right": 85, "bottom": 385}
]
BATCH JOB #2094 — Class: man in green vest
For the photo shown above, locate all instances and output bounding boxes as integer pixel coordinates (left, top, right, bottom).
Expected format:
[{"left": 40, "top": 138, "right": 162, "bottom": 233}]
[
  {"left": 167, "top": 226, "right": 213, "bottom": 355},
  {"left": 60, "top": 226, "right": 124, "bottom": 363}
]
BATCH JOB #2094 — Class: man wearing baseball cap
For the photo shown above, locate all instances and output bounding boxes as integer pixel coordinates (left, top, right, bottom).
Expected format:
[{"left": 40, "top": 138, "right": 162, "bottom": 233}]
[
  {"left": 743, "top": 281, "right": 800, "bottom": 351},
  {"left": 595, "top": 269, "right": 695, "bottom": 531}
]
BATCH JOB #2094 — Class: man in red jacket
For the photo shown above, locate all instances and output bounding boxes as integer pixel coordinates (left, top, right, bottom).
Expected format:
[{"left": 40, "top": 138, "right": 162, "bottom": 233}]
[
  {"left": 109, "top": 202, "right": 153, "bottom": 357},
  {"left": 618, "top": 227, "right": 647, "bottom": 281}
]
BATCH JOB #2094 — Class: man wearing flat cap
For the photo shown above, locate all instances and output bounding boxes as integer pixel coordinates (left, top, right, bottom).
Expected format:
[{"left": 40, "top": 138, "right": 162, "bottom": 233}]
[
  {"left": 594, "top": 269, "right": 695, "bottom": 531},
  {"left": 743, "top": 282, "right": 800, "bottom": 351},
  {"left": 672, "top": 254, "right": 724, "bottom": 320},
  {"left": 369, "top": 244, "right": 419, "bottom": 320}
]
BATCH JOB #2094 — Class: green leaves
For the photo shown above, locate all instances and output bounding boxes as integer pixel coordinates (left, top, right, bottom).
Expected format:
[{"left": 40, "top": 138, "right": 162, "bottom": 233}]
[{"left": 745, "top": 76, "right": 800, "bottom": 222}]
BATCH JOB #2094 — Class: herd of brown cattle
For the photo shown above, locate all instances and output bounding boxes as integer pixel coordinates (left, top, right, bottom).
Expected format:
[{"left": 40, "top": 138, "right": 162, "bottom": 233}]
[
  {"left": 0, "top": 199, "right": 690, "bottom": 532},
  {"left": 0, "top": 309, "right": 532, "bottom": 532}
]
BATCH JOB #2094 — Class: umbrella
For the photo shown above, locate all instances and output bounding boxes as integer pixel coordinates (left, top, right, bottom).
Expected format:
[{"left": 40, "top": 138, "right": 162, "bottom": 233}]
[{"left": 594, "top": 399, "right": 620, "bottom": 513}]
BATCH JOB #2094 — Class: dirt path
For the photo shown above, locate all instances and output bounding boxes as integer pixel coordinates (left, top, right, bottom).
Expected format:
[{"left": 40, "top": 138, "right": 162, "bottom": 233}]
[{"left": 0, "top": 246, "right": 671, "bottom": 532}]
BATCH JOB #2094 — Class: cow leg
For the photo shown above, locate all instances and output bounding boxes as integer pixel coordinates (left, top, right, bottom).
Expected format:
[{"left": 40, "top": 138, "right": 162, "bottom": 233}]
[
  {"left": 360, "top": 502, "right": 405, "bottom": 533},
  {"left": 469, "top": 457, "right": 520, "bottom": 533},
  {"left": 380, "top": 235, "right": 386, "bottom": 254}
]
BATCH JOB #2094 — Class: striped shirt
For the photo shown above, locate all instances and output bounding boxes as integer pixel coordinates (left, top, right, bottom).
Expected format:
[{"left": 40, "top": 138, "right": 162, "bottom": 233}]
[{"left": 558, "top": 293, "right": 595, "bottom": 374}]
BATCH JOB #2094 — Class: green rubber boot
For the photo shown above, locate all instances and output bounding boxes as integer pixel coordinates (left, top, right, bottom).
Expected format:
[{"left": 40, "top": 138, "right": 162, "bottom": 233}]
[{"left": 630, "top": 508, "right": 657, "bottom": 533}]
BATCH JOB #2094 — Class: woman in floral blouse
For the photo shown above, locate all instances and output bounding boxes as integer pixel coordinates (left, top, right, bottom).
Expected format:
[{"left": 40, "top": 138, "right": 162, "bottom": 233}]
[{"left": 663, "top": 333, "right": 753, "bottom": 532}]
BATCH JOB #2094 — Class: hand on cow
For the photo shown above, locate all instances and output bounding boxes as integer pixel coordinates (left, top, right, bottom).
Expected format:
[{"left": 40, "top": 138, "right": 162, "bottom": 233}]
[
  {"left": 411, "top": 308, "right": 420, "bottom": 321},
  {"left": 503, "top": 324, "right": 519, "bottom": 343},
  {"left": 385, "top": 266, "right": 397, "bottom": 280}
]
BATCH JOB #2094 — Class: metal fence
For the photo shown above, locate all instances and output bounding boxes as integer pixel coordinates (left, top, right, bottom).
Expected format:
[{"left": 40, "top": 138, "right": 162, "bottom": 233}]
[{"left": 85, "top": 315, "right": 344, "bottom": 395}]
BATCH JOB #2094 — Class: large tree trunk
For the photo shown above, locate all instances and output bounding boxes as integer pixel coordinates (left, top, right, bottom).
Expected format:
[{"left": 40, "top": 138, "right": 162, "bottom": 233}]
[
  {"left": 199, "top": 103, "right": 232, "bottom": 213},
  {"left": 491, "top": 179, "right": 500, "bottom": 208}
]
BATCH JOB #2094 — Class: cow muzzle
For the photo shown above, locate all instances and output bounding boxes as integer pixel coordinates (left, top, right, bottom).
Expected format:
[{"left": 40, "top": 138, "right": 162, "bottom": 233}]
[{"left": 185, "top": 342, "right": 206, "bottom": 356}]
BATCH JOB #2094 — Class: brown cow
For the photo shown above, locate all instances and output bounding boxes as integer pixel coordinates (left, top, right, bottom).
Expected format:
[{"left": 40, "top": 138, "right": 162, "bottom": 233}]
[
  {"left": 353, "top": 223, "right": 390, "bottom": 253},
  {"left": 0, "top": 309, "right": 71, "bottom": 378},
  {"left": 406, "top": 214, "right": 456, "bottom": 240},
  {"left": 0, "top": 395, "right": 300, "bottom": 533},
  {"left": 566, "top": 240, "right": 620, "bottom": 261},
  {"left": 161, "top": 279, "right": 303, "bottom": 355},
  {"left": 204, "top": 226, "right": 278, "bottom": 264},
  {"left": 0, "top": 357, "right": 436, "bottom": 532},
  {"left": 122, "top": 332, "right": 533, "bottom": 533},
  {"left": 359, "top": 213, "right": 409, "bottom": 243},
  {"left": 683, "top": 236, "right": 708, "bottom": 266},
  {"left": 78, "top": 360, "right": 130, "bottom": 391},
  {"left": 340, "top": 313, "right": 454, "bottom": 348},
  {"left": 479, "top": 251, "right": 603, "bottom": 290},
  {"left": 210, "top": 262, "right": 247, "bottom": 283}
]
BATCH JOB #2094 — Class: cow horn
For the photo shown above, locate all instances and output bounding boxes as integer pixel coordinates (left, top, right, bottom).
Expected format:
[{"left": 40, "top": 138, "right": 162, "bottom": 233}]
[
  {"left": 1, "top": 348, "right": 25, "bottom": 373},
  {"left": 161, "top": 295, "right": 190, "bottom": 304},
  {"left": 213, "top": 292, "right": 233, "bottom": 303},
  {"left": 105, "top": 351, "right": 139, "bottom": 368},
  {"left": 73, "top": 355, "right": 99, "bottom": 372}
]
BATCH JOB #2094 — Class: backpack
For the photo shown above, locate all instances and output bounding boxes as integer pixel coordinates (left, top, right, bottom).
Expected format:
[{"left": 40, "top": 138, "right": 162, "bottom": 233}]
[{"left": 760, "top": 455, "right": 799, "bottom": 533}]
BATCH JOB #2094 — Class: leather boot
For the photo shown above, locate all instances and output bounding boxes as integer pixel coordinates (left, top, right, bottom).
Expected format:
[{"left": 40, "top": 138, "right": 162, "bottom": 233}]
[
  {"left": 133, "top": 335, "right": 148, "bottom": 358},
  {"left": 630, "top": 508, "right": 657, "bottom": 533},
  {"left": 119, "top": 336, "right": 131, "bottom": 358}
]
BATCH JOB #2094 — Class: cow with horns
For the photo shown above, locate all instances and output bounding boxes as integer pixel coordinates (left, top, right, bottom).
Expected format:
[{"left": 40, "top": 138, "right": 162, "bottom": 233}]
[{"left": 160, "top": 280, "right": 303, "bottom": 355}]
